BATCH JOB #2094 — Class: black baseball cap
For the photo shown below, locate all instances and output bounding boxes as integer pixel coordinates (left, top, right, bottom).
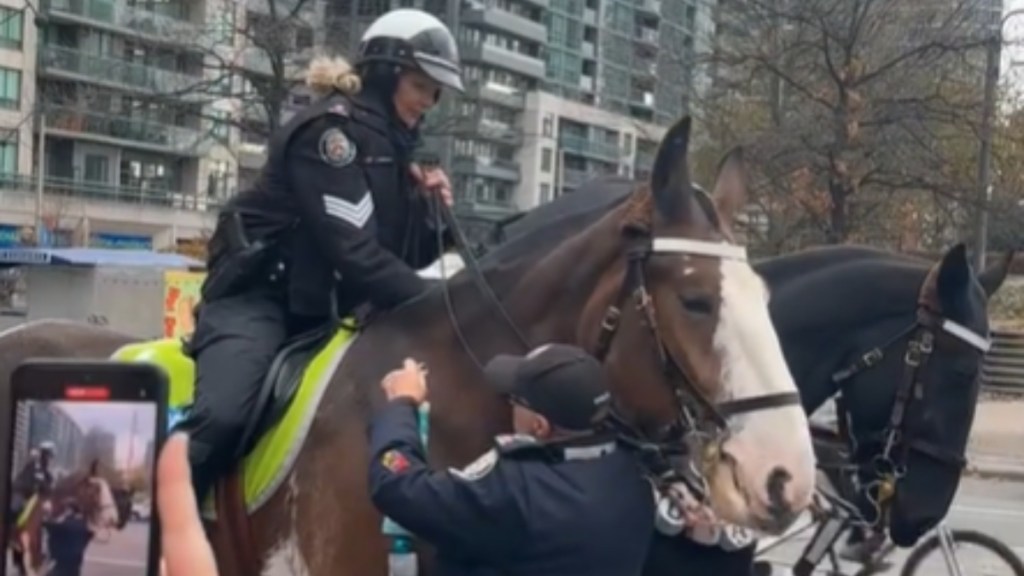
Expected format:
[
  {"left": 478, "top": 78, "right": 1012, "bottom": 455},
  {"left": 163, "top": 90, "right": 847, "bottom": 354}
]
[{"left": 484, "top": 344, "right": 611, "bottom": 431}]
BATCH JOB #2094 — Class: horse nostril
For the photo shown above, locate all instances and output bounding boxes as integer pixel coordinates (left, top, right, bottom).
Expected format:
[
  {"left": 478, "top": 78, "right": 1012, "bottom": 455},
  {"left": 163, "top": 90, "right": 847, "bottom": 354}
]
[{"left": 766, "top": 466, "right": 794, "bottom": 522}]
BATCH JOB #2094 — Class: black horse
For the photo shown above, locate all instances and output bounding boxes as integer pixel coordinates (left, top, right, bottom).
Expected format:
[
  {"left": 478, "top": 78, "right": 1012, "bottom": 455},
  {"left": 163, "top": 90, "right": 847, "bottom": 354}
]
[{"left": 488, "top": 180, "right": 1010, "bottom": 576}]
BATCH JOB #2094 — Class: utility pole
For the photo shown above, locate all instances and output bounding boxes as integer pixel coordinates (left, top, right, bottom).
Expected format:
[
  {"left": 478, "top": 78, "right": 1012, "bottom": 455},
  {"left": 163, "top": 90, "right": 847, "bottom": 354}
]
[
  {"left": 975, "top": 9, "right": 1024, "bottom": 271},
  {"left": 975, "top": 33, "right": 998, "bottom": 272},
  {"left": 34, "top": 108, "right": 45, "bottom": 246}
]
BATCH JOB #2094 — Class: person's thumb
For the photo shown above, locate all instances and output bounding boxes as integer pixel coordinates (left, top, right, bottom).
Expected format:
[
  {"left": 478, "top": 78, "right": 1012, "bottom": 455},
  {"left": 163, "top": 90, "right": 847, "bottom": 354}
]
[
  {"left": 408, "top": 163, "right": 424, "bottom": 183},
  {"left": 157, "top": 434, "right": 218, "bottom": 576}
]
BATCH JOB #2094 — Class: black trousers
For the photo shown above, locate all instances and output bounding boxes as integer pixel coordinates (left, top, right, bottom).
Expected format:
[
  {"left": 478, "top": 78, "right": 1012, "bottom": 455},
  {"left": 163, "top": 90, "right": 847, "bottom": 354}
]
[{"left": 182, "top": 290, "right": 291, "bottom": 506}]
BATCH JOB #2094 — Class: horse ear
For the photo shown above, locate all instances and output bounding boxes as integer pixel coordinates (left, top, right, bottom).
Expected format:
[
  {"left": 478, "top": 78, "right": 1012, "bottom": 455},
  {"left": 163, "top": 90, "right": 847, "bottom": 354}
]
[
  {"left": 649, "top": 115, "right": 693, "bottom": 223},
  {"left": 978, "top": 250, "right": 1014, "bottom": 297},
  {"left": 711, "top": 147, "right": 748, "bottom": 230},
  {"left": 935, "top": 244, "right": 971, "bottom": 307}
]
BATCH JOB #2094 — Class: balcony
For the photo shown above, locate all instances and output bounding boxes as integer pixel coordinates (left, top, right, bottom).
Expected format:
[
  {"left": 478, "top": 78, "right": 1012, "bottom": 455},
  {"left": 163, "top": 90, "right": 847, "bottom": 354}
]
[
  {"left": 477, "top": 119, "right": 522, "bottom": 144},
  {"left": 635, "top": 0, "right": 661, "bottom": 14},
  {"left": 45, "top": 0, "right": 201, "bottom": 45},
  {"left": 460, "top": 41, "right": 545, "bottom": 79},
  {"left": 452, "top": 156, "right": 520, "bottom": 182},
  {"left": 45, "top": 106, "right": 209, "bottom": 157},
  {"left": 471, "top": 82, "right": 525, "bottom": 109},
  {"left": 40, "top": 45, "right": 201, "bottom": 97},
  {"left": 635, "top": 28, "right": 659, "bottom": 45},
  {"left": 559, "top": 134, "right": 622, "bottom": 161},
  {"left": 562, "top": 168, "right": 600, "bottom": 188},
  {"left": 0, "top": 173, "right": 221, "bottom": 233},
  {"left": 461, "top": 7, "right": 547, "bottom": 44}
]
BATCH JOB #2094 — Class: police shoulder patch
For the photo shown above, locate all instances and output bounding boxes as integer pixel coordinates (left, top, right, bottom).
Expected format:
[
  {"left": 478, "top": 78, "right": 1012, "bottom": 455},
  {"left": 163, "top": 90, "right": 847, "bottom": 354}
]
[
  {"left": 319, "top": 127, "right": 356, "bottom": 167},
  {"left": 449, "top": 448, "right": 499, "bottom": 482},
  {"left": 381, "top": 449, "right": 411, "bottom": 474}
]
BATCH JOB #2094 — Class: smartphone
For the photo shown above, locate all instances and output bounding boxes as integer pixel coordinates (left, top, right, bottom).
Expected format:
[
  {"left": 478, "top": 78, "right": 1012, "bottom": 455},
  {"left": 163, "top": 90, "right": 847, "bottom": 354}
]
[{"left": 2, "top": 359, "right": 168, "bottom": 576}]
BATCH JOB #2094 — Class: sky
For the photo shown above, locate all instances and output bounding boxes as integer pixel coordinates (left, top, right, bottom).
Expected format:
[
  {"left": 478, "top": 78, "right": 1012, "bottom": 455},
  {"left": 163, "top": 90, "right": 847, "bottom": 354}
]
[
  {"left": 53, "top": 401, "right": 158, "bottom": 468},
  {"left": 1004, "top": 0, "right": 1024, "bottom": 99}
]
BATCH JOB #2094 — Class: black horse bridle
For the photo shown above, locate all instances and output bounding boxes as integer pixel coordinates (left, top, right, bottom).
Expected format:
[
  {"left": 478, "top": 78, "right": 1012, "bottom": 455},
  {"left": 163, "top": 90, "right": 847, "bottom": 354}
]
[
  {"left": 829, "top": 302, "right": 991, "bottom": 525},
  {"left": 590, "top": 232, "right": 802, "bottom": 494}
]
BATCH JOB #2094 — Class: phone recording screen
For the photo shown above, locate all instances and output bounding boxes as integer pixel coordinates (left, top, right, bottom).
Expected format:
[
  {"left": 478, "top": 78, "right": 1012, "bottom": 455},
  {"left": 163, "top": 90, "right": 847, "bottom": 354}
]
[{"left": 6, "top": 387, "right": 158, "bottom": 576}]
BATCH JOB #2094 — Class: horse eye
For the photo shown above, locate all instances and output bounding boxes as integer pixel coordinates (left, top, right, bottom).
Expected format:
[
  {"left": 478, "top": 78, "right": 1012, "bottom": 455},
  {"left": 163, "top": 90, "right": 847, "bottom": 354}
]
[{"left": 679, "top": 295, "right": 714, "bottom": 316}]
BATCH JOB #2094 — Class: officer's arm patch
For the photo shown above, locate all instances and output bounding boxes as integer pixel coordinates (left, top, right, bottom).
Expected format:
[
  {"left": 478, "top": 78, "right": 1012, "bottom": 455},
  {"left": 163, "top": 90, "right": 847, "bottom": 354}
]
[
  {"left": 449, "top": 448, "right": 498, "bottom": 482},
  {"left": 381, "top": 449, "right": 411, "bottom": 474},
  {"left": 319, "top": 127, "right": 357, "bottom": 167}
]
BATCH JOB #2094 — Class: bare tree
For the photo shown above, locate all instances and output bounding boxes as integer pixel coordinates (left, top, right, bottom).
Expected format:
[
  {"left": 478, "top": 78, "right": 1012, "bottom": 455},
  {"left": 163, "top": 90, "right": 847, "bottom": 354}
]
[{"left": 693, "top": 0, "right": 998, "bottom": 251}]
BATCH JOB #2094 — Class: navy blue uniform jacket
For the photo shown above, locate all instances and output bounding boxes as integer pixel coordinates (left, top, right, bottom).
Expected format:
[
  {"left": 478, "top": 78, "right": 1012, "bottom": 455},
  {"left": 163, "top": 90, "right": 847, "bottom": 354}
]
[{"left": 368, "top": 399, "right": 656, "bottom": 576}]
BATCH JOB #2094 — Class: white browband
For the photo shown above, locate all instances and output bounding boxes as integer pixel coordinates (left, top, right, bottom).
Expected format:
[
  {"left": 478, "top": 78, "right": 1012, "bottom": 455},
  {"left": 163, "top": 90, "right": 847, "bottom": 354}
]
[
  {"left": 652, "top": 238, "right": 748, "bottom": 262},
  {"left": 940, "top": 319, "right": 992, "bottom": 353}
]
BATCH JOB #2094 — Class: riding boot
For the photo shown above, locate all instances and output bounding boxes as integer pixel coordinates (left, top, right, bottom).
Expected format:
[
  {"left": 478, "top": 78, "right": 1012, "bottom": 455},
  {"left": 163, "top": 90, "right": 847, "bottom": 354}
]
[{"left": 187, "top": 438, "right": 217, "bottom": 513}]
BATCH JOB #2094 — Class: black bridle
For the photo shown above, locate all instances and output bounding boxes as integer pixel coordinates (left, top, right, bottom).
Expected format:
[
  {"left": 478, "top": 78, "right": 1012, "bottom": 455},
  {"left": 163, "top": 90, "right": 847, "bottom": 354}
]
[
  {"left": 431, "top": 196, "right": 801, "bottom": 499},
  {"left": 590, "top": 233, "right": 802, "bottom": 495},
  {"left": 829, "top": 303, "right": 991, "bottom": 525}
]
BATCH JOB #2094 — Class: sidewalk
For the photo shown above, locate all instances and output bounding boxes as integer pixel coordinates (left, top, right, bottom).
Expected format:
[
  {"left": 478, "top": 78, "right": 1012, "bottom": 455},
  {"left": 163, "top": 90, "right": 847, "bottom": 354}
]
[
  {"left": 811, "top": 397, "right": 1024, "bottom": 481},
  {"left": 966, "top": 398, "right": 1024, "bottom": 480}
]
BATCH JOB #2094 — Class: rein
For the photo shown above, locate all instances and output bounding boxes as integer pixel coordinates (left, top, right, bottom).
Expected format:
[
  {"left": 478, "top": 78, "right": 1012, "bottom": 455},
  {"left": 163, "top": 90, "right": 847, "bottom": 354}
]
[
  {"left": 828, "top": 303, "right": 991, "bottom": 525},
  {"left": 429, "top": 194, "right": 801, "bottom": 498},
  {"left": 590, "top": 233, "right": 801, "bottom": 496}
]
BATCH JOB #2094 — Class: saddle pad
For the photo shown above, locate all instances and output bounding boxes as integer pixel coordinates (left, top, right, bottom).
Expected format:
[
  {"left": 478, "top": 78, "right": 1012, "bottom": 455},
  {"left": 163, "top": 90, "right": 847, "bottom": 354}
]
[
  {"left": 111, "top": 328, "right": 356, "bottom": 517},
  {"left": 16, "top": 495, "right": 38, "bottom": 529}
]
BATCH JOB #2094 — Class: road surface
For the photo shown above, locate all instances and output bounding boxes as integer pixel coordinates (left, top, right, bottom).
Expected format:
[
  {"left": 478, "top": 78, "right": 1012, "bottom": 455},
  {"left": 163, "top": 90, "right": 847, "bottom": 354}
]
[
  {"left": 81, "top": 521, "right": 149, "bottom": 576},
  {"left": 4, "top": 520, "right": 149, "bottom": 576},
  {"left": 757, "top": 476, "right": 1024, "bottom": 574}
]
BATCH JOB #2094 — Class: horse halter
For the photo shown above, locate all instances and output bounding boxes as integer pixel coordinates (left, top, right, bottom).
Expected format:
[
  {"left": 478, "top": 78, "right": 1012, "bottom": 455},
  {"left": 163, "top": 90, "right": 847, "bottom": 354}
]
[
  {"left": 591, "top": 234, "right": 801, "bottom": 494},
  {"left": 830, "top": 302, "right": 991, "bottom": 525}
]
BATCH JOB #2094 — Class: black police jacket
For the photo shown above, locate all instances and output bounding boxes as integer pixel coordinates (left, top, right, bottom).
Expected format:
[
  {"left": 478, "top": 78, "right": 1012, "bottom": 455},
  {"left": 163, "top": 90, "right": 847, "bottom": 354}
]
[
  {"left": 368, "top": 399, "right": 656, "bottom": 576},
  {"left": 220, "top": 90, "right": 450, "bottom": 317}
]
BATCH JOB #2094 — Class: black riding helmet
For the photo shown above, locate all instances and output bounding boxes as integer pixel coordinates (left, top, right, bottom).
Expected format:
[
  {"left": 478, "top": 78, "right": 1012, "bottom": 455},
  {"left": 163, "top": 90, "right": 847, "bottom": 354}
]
[{"left": 355, "top": 8, "right": 465, "bottom": 94}]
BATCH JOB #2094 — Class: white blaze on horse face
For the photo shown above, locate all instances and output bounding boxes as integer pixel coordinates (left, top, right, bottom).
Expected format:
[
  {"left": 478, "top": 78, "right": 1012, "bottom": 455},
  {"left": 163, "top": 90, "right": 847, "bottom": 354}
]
[
  {"left": 708, "top": 257, "right": 815, "bottom": 531},
  {"left": 93, "top": 478, "right": 120, "bottom": 529}
]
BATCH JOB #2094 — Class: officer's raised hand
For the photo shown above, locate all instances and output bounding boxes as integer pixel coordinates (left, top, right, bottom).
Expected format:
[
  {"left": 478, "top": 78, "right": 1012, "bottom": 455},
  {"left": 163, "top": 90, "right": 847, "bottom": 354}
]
[{"left": 381, "top": 358, "right": 429, "bottom": 404}]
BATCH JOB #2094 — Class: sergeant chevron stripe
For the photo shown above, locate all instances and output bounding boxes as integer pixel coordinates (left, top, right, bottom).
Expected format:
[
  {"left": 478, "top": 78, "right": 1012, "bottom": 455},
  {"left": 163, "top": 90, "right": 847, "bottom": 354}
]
[{"left": 324, "top": 192, "right": 374, "bottom": 228}]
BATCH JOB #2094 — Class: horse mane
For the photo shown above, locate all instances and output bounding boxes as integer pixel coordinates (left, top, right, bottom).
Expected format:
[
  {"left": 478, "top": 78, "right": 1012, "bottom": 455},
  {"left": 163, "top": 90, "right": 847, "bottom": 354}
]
[{"left": 765, "top": 247, "right": 932, "bottom": 334}]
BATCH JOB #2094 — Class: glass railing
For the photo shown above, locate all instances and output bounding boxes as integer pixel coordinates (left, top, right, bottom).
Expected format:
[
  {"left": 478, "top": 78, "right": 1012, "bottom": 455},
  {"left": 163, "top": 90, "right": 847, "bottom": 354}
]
[
  {"left": 0, "top": 173, "right": 222, "bottom": 211},
  {"left": 559, "top": 134, "right": 622, "bottom": 159},
  {"left": 45, "top": 106, "right": 204, "bottom": 153},
  {"left": 41, "top": 45, "right": 201, "bottom": 95},
  {"left": 46, "top": 0, "right": 198, "bottom": 39}
]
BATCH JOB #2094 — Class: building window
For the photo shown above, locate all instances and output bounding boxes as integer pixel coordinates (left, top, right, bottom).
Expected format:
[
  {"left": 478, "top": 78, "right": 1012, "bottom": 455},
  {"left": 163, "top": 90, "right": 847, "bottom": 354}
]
[
  {"left": 0, "top": 67, "right": 19, "bottom": 109},
  {"left": 542, "top": 114, "right": 553, "bottom": 137},
  {"left": 0, "top": 131, "right": 16, "bottom": 174},
  {"left": 208, "top": 160, "right": 232, "bottom": 199},
  {"left": 540, "top": 183, "right": 551, "bottom": 204},
  {"left": 540, "top": 148, "right": 553, "bottom": 172},
  {"left": 211, "top": 110, "right": 230, "bottom": 138},
  {"left": 0, "top": 7, "right": 22, "bottom": 50},
  {"left": 84, "top": 155, "right": 110, "bottom": 184}
]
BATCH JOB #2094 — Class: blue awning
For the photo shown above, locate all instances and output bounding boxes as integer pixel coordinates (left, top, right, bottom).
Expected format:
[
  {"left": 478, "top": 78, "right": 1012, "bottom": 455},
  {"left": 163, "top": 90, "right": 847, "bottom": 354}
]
[{"left": 0, "top": 248, "right": 204, "bottom": 269}]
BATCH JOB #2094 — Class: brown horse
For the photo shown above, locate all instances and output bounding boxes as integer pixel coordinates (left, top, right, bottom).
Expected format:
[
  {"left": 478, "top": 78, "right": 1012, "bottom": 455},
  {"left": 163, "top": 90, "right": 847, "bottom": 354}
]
[
  {"left": 8, "top": 458, "right": 123, "bottom": 576},
  {"left": 0, "top": 115, "right": 816, "bottom": 575}
]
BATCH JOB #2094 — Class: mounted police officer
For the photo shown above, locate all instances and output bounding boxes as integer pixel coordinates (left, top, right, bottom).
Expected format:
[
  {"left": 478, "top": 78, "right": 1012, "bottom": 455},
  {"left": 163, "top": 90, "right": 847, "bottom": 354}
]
[
  {"left": 368, "top": 345, "right": 656, "bottom": 576},
  {"left": 181, "top": 8, "right": 463, "bottom": 508}
]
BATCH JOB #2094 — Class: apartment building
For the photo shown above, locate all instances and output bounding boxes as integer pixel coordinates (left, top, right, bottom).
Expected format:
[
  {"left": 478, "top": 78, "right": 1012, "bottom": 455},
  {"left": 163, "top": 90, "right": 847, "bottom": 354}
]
[
  {"left": 0, "top": 0, "right": 233, "bottom": 251},
  {"left": 324, "top": 0, "right": 714, "bottom": 230}
]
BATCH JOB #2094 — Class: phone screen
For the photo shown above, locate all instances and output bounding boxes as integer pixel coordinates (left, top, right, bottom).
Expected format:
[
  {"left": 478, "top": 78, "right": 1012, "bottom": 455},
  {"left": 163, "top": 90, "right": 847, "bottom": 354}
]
[{"left": 4, "top": 361, "right": 166, "bottom": 576}]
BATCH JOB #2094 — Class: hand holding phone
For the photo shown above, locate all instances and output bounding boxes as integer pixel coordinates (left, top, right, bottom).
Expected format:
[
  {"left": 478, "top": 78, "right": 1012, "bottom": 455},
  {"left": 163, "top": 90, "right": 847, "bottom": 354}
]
[
  {"left": 3, "top": 360, "right": 168, "bottom": 576},
  {"left": 156, "top": 434, "right": 216, "bottom": 576}
]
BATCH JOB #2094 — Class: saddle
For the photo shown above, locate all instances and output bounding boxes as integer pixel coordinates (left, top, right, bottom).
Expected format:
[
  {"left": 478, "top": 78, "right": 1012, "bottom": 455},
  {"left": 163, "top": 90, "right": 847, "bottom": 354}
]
[{"left": 233, "top": 322, "right": 336, "bottom": 460}]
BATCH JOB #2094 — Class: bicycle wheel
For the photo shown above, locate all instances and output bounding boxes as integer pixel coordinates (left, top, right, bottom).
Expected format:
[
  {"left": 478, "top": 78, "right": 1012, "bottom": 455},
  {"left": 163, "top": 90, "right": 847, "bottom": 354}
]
[{"left": 900, "top": 529, "right": 1024, "bottom": 576}]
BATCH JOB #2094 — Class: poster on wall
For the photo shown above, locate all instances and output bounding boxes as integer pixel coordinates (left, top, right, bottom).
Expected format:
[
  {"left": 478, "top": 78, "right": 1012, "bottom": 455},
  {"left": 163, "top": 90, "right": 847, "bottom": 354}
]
[{"left": 163, "top": 270, "right": 205, "bottom": 338}]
